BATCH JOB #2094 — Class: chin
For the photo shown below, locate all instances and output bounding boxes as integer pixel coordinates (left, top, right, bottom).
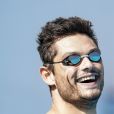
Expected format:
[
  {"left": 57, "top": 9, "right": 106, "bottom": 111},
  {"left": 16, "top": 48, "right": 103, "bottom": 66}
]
[
  {"left": 70, "top": 89, "right": 102, "bottom": 109},
  {"left": 81, "top": 88, "right": 102, "bottom": 100},
  {"left": 80, "top": 90, "right": 102, "bottom": 102},
  {"left": 77, "top": 78, "right": 104, "bottom": 101}
]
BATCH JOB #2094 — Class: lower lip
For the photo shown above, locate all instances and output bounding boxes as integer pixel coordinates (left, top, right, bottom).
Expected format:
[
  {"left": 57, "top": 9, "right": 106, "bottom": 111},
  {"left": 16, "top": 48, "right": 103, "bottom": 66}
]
[{"left": 77, "top": 79, "right": 99, "bottom": 89}]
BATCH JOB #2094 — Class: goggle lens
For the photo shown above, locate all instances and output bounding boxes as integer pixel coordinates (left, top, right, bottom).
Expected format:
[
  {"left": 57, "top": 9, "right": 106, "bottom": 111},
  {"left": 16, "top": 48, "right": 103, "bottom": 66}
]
[
  {"left": 63, "top": 51, "right": 101, "bottom": 66},
  {"left": 89, "top": 51, "right": 101, "bottom": 62},
  {"left": 68, "top": 55, "right": 80, "bottom": 65}
]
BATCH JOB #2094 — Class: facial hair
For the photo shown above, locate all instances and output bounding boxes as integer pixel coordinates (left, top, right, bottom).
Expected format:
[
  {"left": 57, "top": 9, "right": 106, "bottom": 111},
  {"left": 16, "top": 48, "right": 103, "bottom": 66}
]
[
  {"left": 56, "top": 67, "right": 104, "bottom": 109},
  {"left": 69, "top": 67, "right": 104, "bottom": 109}
]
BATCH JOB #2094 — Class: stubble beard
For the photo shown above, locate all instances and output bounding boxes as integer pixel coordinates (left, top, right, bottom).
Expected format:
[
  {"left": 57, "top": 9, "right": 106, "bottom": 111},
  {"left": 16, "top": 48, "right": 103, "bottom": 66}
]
[{"left": 56, "top": 69, "right": 104, "bottom": 109}]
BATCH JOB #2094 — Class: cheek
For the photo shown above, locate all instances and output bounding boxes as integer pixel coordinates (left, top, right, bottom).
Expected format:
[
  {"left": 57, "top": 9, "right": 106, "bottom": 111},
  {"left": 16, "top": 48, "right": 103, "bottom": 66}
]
[
  {"left": 94, "top": 62, "right": 104, "bottom": 73},
  {"left": 54, "top": 65, "right": 67, "bottom": 86},
  {"left": 65, "top": 67, "right": 78, "bottom": 85},
  {"left": 54, "top": 64, "right": 76, "bottom": 77},
  {"left": 54, "top": 65, "right": 78, "bottom": 85}
]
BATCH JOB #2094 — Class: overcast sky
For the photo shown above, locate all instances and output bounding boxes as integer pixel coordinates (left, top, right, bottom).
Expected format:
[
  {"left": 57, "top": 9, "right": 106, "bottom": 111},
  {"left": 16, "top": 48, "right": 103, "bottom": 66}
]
[{"left": 1, "top": 0, "right": 114, "bottom": 114}]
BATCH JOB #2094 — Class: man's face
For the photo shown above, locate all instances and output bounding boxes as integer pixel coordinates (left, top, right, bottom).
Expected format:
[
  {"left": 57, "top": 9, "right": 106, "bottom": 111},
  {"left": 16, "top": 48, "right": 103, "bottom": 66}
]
[{"left": 53, "top": 34, "right": 104, "bottom": 107}]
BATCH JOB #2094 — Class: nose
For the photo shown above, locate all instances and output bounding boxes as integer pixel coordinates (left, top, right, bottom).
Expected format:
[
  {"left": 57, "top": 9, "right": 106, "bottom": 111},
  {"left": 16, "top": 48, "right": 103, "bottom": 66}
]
[{"left": 79, "top": 57, "right": 93, "bottom": 72}]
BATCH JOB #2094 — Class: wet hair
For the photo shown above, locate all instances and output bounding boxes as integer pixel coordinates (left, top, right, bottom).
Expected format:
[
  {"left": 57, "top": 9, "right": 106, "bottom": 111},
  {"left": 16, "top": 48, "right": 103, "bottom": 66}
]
[{"left": 37, "top": 16, "right": 98, "bottom": 69}]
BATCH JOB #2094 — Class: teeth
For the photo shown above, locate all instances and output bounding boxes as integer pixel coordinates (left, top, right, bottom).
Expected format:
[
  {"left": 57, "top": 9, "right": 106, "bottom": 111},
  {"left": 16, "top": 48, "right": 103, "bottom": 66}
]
[{"left": 77, "top": 76, "right": 96, "bottom": 83}]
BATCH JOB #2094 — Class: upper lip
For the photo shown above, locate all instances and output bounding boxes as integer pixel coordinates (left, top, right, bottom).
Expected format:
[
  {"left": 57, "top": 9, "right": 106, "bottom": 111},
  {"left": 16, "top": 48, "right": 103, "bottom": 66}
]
[{"left": 76, "top": 72, "right": 99, "bottom": 80}]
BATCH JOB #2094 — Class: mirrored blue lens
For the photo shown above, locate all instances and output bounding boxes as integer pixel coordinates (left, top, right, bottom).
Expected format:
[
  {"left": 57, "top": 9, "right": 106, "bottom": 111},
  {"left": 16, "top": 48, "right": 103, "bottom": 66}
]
[
  {"left": 69, "top": 55, "right": 80, "bottom": 65},
  {"left": 89, "top": 52, "right": 101, "bottom": 62}
]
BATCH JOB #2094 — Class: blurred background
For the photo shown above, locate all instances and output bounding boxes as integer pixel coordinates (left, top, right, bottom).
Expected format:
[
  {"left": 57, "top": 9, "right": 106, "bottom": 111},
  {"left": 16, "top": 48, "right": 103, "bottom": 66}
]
[{"left": 0, "top": 0, "right": 114, "bottom": 114}]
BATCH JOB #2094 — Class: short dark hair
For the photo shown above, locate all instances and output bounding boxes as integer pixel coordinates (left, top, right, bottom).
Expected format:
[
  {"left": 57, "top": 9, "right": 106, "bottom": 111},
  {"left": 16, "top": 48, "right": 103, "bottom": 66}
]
[{"left": 37, "top": 16, "right": 98, "bottom": 67}]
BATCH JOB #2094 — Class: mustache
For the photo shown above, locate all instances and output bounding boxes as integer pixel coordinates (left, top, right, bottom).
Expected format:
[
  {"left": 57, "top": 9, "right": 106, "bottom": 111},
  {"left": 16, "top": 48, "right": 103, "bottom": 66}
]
[{"left": 71, "top": 67, "right": 103, "bottom": 81}]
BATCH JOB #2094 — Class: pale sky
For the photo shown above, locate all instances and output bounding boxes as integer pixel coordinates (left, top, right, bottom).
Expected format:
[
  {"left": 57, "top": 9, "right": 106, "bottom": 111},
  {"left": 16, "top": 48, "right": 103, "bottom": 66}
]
[{"left": 1, "top": 0, "right": 114, "bottom": 114}]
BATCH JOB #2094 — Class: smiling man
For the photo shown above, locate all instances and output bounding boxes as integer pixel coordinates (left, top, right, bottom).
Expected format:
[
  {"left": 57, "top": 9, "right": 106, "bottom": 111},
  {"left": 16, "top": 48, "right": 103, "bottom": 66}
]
[{"left": 37, "top": 17, "right": 104, "bottom": 114}]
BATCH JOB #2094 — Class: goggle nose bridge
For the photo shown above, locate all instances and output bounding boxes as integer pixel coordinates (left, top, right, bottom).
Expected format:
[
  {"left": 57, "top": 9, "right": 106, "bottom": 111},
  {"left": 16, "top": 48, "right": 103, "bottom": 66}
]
[{"left": 80, "top": 54, "right": 89, "bottom": 59}]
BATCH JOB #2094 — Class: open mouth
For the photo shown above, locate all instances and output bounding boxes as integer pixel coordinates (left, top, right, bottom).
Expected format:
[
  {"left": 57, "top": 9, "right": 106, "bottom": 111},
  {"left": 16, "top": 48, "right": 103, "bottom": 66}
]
[{"left": 76, "top": 75, "right": 99, "bottom": 83}]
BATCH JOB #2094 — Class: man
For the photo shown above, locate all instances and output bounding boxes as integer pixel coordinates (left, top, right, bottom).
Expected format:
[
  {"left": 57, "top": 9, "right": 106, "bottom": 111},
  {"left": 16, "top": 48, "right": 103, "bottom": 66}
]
[{"left": 37, "top": 16, "right": 104, "bottom": 114}]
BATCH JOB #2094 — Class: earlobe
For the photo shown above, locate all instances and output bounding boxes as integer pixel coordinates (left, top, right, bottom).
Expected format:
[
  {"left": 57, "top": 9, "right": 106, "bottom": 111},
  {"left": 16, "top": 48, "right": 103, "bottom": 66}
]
[{"left": 40, "top": 66, "right": 55, "bottom": 86}]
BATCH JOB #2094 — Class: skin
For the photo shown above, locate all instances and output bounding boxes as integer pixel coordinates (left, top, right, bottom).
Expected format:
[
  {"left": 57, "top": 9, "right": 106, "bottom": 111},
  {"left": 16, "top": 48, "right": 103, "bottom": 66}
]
[{"left": 40, "top": 34, "right": 104, "bottom": 114}]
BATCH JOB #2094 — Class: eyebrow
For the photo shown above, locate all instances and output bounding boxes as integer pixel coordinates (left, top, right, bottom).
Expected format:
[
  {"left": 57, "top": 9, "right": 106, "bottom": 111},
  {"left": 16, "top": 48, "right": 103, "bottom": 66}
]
[{"left": 61, "top": 48, "right": 101, "bottom": 60}]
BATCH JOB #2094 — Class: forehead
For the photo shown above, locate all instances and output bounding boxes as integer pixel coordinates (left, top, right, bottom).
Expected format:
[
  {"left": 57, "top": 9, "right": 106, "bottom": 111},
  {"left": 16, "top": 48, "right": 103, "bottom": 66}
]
[{"left": 54, "top": 34, "right": 98, "bottom": 60}]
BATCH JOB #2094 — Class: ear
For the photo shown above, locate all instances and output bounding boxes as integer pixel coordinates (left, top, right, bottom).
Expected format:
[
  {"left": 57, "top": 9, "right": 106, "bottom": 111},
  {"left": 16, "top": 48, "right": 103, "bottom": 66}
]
[{"left": 40, "top": 66, "right": 55, "bottom": 86}]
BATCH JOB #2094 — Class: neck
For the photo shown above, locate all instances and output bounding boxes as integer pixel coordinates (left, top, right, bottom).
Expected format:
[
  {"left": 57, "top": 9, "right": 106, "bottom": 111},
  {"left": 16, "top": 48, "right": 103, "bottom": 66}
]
[{"left": 47, "top": 89, "right": 97, "bottom": 114}]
